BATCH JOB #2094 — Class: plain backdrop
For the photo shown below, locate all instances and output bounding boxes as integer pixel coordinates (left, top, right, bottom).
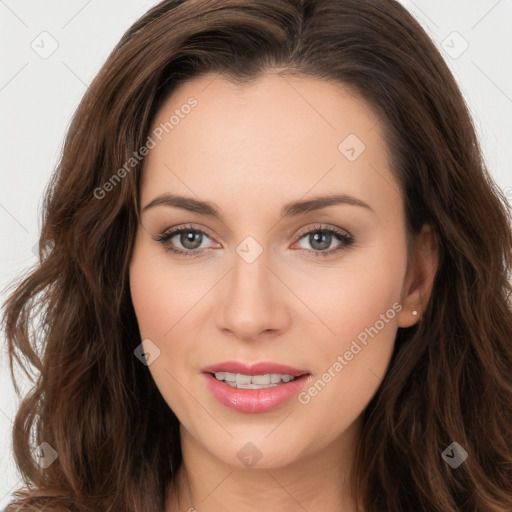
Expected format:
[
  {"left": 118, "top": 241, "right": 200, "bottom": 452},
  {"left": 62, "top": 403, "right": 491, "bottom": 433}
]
[{"left": 1, "top": 0, "right": 511, "bottom": 505}]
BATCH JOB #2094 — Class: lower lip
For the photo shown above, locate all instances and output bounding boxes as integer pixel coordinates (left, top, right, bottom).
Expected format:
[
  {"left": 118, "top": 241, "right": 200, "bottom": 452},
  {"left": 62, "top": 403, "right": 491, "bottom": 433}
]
[{"left": 203, "top": 373, "right": 312, "bottom": 413}]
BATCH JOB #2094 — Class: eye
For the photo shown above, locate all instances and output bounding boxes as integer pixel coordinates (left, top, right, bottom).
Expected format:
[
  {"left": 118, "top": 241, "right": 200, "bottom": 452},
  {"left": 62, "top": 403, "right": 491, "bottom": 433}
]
[
  {"left": 293, "top": 224, "right": 354, "bottom": 258},
  {"left": 152, "top": 224, "right": 216, "bottom": 258},
  {"left": 152, "top": 223, "right": 354, "bottom": 258}
]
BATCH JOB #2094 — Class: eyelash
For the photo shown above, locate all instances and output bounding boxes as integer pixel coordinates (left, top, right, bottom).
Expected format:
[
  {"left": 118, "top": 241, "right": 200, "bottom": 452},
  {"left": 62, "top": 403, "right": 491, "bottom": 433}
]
[{"left": 152, "top": 223, "right": 355, "bottom": 259}]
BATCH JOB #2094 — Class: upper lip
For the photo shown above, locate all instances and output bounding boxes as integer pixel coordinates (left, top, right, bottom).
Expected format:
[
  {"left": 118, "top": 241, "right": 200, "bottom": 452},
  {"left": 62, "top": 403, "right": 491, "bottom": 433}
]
[{"left": 201, "top": 361, "right": 310, "bottom": 377}]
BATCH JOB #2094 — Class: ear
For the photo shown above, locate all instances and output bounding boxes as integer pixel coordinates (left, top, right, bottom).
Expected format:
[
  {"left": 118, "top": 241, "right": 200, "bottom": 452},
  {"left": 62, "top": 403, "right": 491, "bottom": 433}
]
[{"left": 397, "top": 223, "right": 439, "bottom": 328}]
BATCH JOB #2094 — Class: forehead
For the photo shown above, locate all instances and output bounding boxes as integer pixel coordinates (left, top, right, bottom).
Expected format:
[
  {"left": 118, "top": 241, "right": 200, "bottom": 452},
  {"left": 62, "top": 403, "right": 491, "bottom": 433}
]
[{"left": 140, "top": 72, "right": 402, "bottom": 223}]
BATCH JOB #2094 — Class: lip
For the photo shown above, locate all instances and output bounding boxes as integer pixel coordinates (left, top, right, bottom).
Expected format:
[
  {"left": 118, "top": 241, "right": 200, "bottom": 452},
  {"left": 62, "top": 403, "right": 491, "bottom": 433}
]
[
  {"left": 200, "top": 361, "right": 310, "bottom": 377},
  {"left": 201, "top": 361, "right": 312, "bottom": 413}
]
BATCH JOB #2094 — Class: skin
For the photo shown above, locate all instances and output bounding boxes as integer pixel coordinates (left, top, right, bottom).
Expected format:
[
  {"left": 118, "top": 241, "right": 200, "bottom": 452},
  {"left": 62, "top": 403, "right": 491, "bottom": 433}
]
[{"left": 129, "top": 72, "right": 438, "bottom": 512}]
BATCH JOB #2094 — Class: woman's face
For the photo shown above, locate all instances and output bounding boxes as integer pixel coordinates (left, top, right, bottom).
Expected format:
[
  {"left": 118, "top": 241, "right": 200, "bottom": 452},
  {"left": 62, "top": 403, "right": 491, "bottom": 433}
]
[{"left": 129, "top": 72, "right": 421, "bottom": 469}]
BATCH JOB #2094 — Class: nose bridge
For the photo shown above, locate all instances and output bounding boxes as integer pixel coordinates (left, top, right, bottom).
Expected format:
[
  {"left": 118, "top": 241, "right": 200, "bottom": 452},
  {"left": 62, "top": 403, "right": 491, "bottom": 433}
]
[
  {"left": 216, "top": 233, "right": 288, "bottom": 339},
  {"left": 230, "top": 237, "right": 274, "bottom": 311},
  {"left": 232, "top": 238, "right": 269, "bottom": 297}
]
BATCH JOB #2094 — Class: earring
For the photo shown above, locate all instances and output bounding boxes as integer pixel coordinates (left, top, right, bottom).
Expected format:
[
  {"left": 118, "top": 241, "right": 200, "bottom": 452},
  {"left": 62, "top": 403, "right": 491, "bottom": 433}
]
[{"left": 412, "top": 310, "right": 418, "bottom": 316}]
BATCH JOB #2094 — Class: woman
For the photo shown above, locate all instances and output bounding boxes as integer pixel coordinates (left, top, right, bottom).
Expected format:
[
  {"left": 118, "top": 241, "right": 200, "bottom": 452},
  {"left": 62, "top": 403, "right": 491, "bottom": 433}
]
[{"left": 3, "top": 0, "right": 512, "bottom": 511}]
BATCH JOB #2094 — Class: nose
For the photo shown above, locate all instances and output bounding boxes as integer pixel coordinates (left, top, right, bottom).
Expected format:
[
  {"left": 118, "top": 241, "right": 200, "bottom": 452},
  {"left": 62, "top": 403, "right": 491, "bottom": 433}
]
[{"left": 216, "top": 247, "right": 290, "bottom": 341}]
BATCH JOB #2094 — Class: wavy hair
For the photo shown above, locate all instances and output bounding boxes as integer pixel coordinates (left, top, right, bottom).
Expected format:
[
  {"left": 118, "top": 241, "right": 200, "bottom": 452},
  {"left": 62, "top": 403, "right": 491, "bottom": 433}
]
[{"left": 2, "top": 0, "right": 512, "bottom": 510}]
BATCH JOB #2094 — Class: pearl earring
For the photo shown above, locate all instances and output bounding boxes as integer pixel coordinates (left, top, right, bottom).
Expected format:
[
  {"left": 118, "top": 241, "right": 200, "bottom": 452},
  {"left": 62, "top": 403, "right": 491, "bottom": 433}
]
[{"left": 412, "top": 310, "right": 418, "bottom": 316}]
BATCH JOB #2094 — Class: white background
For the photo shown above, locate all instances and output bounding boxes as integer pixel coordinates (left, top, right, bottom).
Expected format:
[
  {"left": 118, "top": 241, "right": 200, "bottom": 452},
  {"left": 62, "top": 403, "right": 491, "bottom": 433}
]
[{"left": 1, "top": 0, "right": 511, "bottom": 505}]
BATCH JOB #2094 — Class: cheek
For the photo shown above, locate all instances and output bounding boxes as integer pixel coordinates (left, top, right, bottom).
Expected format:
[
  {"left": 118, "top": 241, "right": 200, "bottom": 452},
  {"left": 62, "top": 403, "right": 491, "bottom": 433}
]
[
  {"left": 129, "top": 238, "right": 212, "bottom": 340},
  {"left": 290, "top": 240, "right": 406, "bottom": 403},
  {"left": 292, "top": 289, "right": 400, "bottom": 445},
  {"left": 129, "top": 255, "right": 167, "bottom": 339},
  {"left": 289, "top": 242, "right": 406, "bottom": 352},
  {"left": 128, "top": 240, "right": 221, "bottom": 395},
  {"left": 129, "top": 244, "right": 196, "bottom": 416}
]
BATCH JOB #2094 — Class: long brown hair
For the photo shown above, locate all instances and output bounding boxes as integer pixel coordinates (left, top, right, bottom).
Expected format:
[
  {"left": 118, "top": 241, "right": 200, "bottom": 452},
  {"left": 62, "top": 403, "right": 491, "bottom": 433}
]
[{"left": 3, "top": 0, "right": 512, "bottom": 510}]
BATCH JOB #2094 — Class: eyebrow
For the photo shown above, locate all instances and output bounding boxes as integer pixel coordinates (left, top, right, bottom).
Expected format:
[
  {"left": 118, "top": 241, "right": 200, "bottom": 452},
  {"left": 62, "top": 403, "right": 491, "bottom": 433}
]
[{"left": 142, "top": 193, "right": 375, "bottom": 219}]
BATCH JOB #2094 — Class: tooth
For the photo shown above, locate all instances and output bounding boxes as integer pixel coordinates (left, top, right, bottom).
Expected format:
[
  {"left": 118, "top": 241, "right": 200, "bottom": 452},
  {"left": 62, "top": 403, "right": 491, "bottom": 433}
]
[
  {"left": 236, "top": 373, "right": 252, "bottom": 385},
  {"left": 215, "top": 372, "right": 299, "bottom": 386},
  {"left": 251, "top": 374, "right": 271, "bottom": 384}
]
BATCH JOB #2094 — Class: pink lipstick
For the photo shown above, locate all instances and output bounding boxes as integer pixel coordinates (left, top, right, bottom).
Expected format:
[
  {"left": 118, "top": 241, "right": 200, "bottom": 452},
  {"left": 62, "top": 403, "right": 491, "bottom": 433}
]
[{"left": 201, "top": 361, "right": 312, "bottom": 413}]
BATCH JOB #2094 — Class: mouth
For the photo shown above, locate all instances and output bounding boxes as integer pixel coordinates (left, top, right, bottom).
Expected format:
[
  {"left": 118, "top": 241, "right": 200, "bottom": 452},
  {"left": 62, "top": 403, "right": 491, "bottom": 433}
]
[
  {"left": 201, "top": 360, "right": 311, "bottom": 387},
  {"left": 200, "top": 361, "right": 312, "bottom": 413}
]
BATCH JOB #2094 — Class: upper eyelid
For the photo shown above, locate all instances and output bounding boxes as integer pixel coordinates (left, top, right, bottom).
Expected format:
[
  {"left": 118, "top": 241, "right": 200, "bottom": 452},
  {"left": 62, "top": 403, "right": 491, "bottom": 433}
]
[{"left": 296, "top": 223, "right": 351, "bottom": 238}]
